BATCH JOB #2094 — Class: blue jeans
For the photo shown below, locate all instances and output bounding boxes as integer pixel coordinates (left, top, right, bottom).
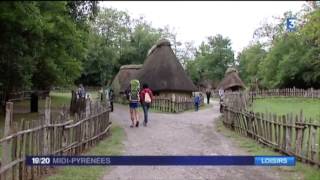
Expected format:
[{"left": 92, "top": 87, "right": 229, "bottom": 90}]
[
  {"left": 195, "top": 103, "right": 199, "bottom": 111},
  {"left": 142, "top": 103, "right": 150, "bottom": 124}
]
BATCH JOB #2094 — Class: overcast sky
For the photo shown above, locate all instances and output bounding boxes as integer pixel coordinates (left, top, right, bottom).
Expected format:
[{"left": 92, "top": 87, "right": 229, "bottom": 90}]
[{"left": 100, "top": 1, "right": 306, "bottom": 54}]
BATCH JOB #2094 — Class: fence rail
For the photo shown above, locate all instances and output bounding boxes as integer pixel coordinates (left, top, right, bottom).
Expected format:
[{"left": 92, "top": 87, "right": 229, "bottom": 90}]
[
  {"left": 223, "top": 107, "right": 320, "bottom": 166},
  {"left": 0, "top": 98, "right": 111, "bottom": 180},
  {"left": 249, "top": 88, "right": 320, "bottom": 98},
  {"left": 221, "top": 91, "right": 320, "bottom": 167},
  {"left": 151, "top": 96, "right": 204, "bottom": 113},
  {"left": 115, "top": 94, "right": 205, "bottom": 113}
]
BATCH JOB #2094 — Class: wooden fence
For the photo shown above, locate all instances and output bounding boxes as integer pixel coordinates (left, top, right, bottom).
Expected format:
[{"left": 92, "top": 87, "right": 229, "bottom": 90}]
[
  {"left": 150, "top": 96, "right": 205, "bottom": 113},
  {"left": 249, "top": 88, "right": 320, "bottom": 99},
  {"left": 222, "top": 92, "right": 320, "bottom": 167},
  {"left": 115, "top": 94, "right": 205, "bottom": 113},
  {"left": 0, "top": 97, "right": 111, "bottom": 180}
]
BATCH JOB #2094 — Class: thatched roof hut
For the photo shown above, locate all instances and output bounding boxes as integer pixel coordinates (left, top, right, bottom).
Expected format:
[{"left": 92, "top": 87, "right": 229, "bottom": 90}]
[
  {"left": 217, "top": 68, "right": 245, "bottom": 91},
  {"left": 111, "top": 64, "right": 142, "bottom": 94},
  {"left": 137, "top": 39, "right": 197, "bottom": 96}
]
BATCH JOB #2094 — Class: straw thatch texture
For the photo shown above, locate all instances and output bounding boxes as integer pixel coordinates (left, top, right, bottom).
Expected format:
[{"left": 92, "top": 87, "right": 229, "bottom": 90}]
[
  {"left": 137, "top": 39, "right": 197, "bottom": 93},
  {"left": 218, "top": 68, "right": 245, "bottom": 91},
  {"left": 111, "top": 64, "right": 142, "bottom": 94}
]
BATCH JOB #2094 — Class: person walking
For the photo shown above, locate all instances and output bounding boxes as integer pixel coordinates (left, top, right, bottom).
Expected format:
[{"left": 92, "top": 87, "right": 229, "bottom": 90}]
[
  {"left": 127, "top": 80, "right": 140, "bottom": 128},
  {"left": 77, "top": 84, "right": 86, "bottom": 99},
  {"left": 219, "top": 88, "right": 224, "bottom": 113},
  {"left": 139, "top": 83, "right": 153, "bottom": 127},
  {"left": 206, "top": 89, "right": 211, "bottom": 104},
  {"left": 109, "top": 89, "right": 114, "bottom": 112},
  {"left": 194, "top": 93, "right": 200, "bottom": 111}
]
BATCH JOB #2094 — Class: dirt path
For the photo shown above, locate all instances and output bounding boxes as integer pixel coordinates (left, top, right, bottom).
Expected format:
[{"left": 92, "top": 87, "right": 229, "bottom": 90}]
[{"left": 102, "top": 101, "right": 283, "bottom": 180}]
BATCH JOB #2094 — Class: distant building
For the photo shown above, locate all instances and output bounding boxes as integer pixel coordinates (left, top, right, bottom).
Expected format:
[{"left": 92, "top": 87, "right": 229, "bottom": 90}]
[
  {"left": 217, "top": 68, "right": 245, "bottom": 91},
  {"left": 137, "top": 39, "right": 197, "bottom": 98},
  {"left": 111, "top": 64, "right": 142, "bottom": 102}
]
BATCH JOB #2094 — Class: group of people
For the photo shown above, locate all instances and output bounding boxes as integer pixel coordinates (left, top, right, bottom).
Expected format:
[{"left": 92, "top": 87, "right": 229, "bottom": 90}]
[
  {"left": 125, "top": 81, "right": 153, "bottom": 128},
  {"left": 193, "top": 88, "right": 225, "bottom": 112}
]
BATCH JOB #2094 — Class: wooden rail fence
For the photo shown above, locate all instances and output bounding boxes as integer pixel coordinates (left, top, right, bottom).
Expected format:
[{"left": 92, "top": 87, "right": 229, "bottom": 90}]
[
  {"left": 151, "top": 96, "right": 204, "bottom": 113},
  {"left": 115, "top": 94, "right": 205, "bottom": 113},
  {"left": 0, "top": 97, "right": 111, "bottom": 180},
  {"left": 249, "top": 88, "right": 320, "bottom": 99},
  {"left": 222, "top": 92, "right": 320, "bottom": 167}
]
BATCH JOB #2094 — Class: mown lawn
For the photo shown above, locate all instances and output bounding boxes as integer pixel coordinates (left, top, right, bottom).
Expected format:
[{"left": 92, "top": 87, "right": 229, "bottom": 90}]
[
  {"left": 252, "top": 98, "right": 320, "bottom": 122},
  {"left": 45, "top": 125, "right": 125, "bottom": 180},
  {"left": 216, "top": 118, "right": 320, "bottom": 180}
]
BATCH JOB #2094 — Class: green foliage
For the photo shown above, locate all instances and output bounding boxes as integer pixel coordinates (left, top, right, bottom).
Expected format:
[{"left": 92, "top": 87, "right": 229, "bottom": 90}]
[
  {"left": 79, "top": 8, "right": 162, "bottom": 86},
  {"left": 0, "top": 2, "right": 43, "bottom": 94},
  {"left": 238, "top": 43, "right": 266, "bottom": 88},
  {"left": 240, "top": 8, "right": 320, "bottom": 89},
  {"left": 0, "top": 1, "right": 92, "bottom": 102},
  {"left": 186, "top": 34, "right": 235, "bottom": 85}
]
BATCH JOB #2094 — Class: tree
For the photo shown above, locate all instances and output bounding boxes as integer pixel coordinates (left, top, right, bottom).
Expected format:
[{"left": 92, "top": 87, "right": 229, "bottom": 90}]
[
  {"left": 66, "top": 1, "right": 99, "bottom": 23},
  {"left": 256, "top": 8, "right": 320, "bottom": 89},
  {"left": 238, "top": 42, "right": 267, "bottom": 89},
  {"left": 32, "top": 1, "right": 85, "bottom": 90},
  {"left": 195, "top": 34, "right": 235, "bottom": 83},
  {"left": 0, "top": 2, "right": 43, "bottom": 101}
]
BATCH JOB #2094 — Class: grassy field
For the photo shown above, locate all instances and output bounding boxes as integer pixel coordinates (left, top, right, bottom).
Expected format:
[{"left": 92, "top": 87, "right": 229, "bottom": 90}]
[
  {"left": 216, "top": 118, "right": 320, "bottom": 180},
  {"left": 252, "top": 98, "right": 320, "bottom": 122},
  {"left": 45, "top": 125, "right": 125, "bottom": 180}
]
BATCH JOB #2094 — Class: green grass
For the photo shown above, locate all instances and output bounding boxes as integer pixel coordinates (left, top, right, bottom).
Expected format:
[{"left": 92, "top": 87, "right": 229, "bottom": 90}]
[
  {"left": 45, "top": 125, "right": 125, "bottom": 180},
  {"left": 216, "top": 117, "right": 320, "bottom": 180},
  {"left": 252, "top": 98, "right": 320, "bottom": 122}
]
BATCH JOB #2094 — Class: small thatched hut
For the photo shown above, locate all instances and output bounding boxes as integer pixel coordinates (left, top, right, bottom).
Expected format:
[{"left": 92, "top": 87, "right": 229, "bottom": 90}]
[
  {"left": 137, "top": 39, "right": 197, "bottom": 98},
  {"left": 111, "top": 64, "right": 142, "bottom": 97},
  {"left": 217, "top": 68, "right": 245, "bottom": 91}
]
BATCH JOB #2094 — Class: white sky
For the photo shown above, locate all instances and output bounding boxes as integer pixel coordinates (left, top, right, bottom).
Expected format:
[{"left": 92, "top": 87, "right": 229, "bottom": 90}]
[{"left": 100, "top": 1, "right": 306, "bottom": 54}]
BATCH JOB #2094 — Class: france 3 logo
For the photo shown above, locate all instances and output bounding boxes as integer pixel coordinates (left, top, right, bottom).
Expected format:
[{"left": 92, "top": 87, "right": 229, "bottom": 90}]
[{"left": 286, "top": 17, "right": 297, "bottom": 32}]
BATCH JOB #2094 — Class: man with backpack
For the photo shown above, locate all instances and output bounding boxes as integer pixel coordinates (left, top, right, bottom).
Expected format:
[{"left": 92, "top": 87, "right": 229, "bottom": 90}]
[
  {"left": 140, "top": 83, "right": 153, "bottom": 127},
  {"left": 127, "top": 79, "right": 140, "bottom": 128}
]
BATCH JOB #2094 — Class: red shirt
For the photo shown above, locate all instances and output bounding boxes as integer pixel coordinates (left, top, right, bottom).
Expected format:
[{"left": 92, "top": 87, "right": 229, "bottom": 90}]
[{"left": 139, "top": 88, "right": 153, "bottom": 103}]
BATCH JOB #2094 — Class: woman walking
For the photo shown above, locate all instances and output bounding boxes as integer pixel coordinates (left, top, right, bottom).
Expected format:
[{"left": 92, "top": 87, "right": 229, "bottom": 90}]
[{"left": 140, "top": 83, "right": 153, "bottom": 127}]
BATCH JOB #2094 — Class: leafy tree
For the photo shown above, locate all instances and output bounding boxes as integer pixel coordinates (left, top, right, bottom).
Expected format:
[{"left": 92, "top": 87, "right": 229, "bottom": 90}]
[
  {"left": 32, "top": 1, "right": 84, "bottom": 90},
  {"left": 0, "top": 2, "right": 43, "bottom": 100},
  {"left": 66, "top": 1, "right": 99, "bottom": 23},
  {"left": 238, "top": 42, "right": 267, "bottom": 89},
  {"left": 195, "top": 34, "right": 235, "bottom": 83}
]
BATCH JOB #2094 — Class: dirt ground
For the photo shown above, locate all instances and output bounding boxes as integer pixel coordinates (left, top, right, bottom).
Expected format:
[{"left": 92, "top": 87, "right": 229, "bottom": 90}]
[{"left": 102, "top": 101, "right": 290, "bottom": 180}]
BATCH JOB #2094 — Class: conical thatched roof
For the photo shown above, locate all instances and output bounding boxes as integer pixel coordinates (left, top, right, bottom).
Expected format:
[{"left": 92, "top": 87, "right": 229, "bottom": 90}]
[
  {"left": 218, "top": 68, "right": 245, "bottom": 90},
  {"left": 137, "top": 39, "right": 197, "bottom": 92},
  {"left": 111, "top": 64, "right": 142, "bottom": 94}
]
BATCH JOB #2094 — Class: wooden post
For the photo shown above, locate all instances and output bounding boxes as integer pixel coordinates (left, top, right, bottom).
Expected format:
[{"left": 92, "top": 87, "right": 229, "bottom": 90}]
[
  {"left": 44, "top": 97, "right": 51, "bottom": 155},
  {"left": 85, "top": 98, "right": 91, "bottom": 118},
  {"left": 1, "top": 102, "right": 13, "bottom": 178},
  {"left": 309, "top": 120, "right": 316, "bottom": 161},
  {"left": 285, "top": 113, "right": 292, "bottom": 152},
  {"left": 282, "top": 115, "right": 287, "bottom": 151}
]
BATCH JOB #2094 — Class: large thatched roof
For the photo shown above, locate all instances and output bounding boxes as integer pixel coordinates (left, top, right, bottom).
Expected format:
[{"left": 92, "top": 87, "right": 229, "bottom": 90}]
[
  {"left": 217, "top": 68, "right": 245, "bottom": 90},
  {"left": 111, "top": 64, "right": 142, "bottom": 94},
  {"left": 137, "top": 39, "right": 197, "bottom": 92}
]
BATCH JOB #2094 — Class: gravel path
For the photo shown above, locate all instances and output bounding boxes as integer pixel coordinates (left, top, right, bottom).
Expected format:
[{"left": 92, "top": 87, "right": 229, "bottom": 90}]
[{"left": 102, "top": 101, "right": 285, "bottom": 180}]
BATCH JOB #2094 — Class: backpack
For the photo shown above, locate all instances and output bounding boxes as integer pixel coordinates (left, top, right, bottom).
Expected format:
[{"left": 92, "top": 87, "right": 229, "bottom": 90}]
[
  {"left": 129, "top": 79, "right": 140, "bottom": 102},
  {"left": 144, "top": 92, "right": 151, "bottom": 103}
]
